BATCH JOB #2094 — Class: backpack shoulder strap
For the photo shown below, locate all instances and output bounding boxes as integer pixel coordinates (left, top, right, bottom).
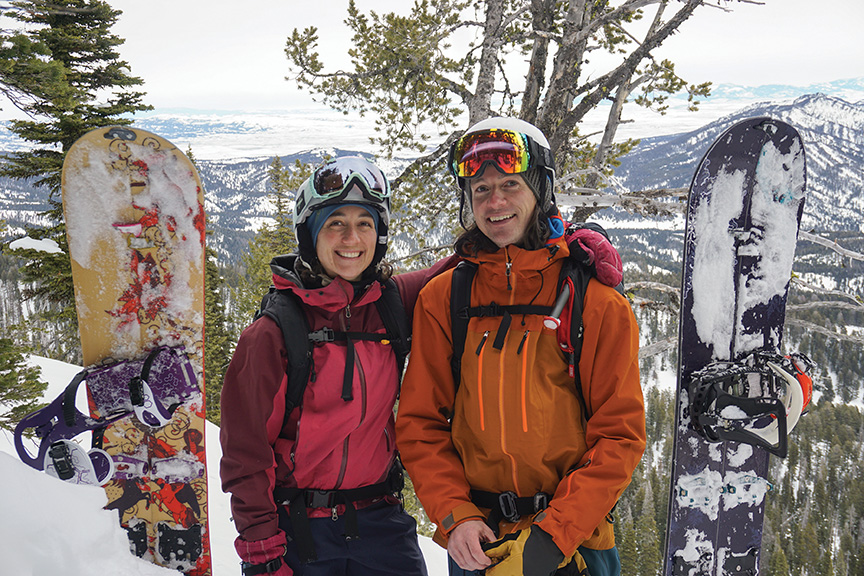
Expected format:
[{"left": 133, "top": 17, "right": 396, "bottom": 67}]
[
  {"left": 449, "top": 261, "right": 478, "bottom": 389},
  {"left": 375, "top": 278, "right": 412, "bottom": 377},
  {"left": 559, "top": 258, "right": 592, "bottom": 418},
  {"left": 256, "top": 287, "right": 313, "bottom": 412}
]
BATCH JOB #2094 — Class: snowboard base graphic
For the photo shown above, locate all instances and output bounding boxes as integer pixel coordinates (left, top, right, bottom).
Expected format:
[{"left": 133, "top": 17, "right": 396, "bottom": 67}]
[
  {"left": 663, "top": 117, "right": 807, "bottom": 576},
  {"left": 61, "top": 126, "right": 211, "bottom": 575}
]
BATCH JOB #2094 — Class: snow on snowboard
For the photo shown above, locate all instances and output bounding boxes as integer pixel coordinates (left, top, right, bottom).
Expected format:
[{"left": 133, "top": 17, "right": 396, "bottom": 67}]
[
  {"left": 663, "top": 117, "right": 812, "bottom": 576},
  {"left": 15, "top": 126, "right": 211, "bottom": 575}
]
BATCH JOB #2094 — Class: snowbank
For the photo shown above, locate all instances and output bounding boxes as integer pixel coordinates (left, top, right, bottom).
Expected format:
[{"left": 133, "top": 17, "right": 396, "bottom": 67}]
[{"left": 0, "top": 355, "right": 449, "bottom": 574}]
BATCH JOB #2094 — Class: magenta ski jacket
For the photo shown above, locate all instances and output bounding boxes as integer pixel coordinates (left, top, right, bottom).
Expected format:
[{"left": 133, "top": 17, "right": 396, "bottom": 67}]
[{"left": 220, "top": 254, "right": 453, "bottom": 542}]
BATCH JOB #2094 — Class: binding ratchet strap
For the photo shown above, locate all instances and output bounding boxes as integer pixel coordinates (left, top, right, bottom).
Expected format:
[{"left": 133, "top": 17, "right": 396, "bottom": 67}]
[
  {"left": 687, "top": 351, "right": 814, "bottom": 458},
  {"left": 128, "top": 348, "right": 179, "bottom": 428}
]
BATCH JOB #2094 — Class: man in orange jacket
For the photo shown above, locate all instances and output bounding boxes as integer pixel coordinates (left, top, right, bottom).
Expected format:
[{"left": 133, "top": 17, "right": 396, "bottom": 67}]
[{"left": 395, "top": 117, "right": 646, "bottom": 576}]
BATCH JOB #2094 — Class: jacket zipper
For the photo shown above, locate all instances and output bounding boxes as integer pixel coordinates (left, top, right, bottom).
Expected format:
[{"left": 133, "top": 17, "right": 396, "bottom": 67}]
[
  {"left": 505, "top": 247, "right": 513, "bottom": 291},
  {"left": 334, "top": 301, "right": 353, "bottom": 490},
  {"left": 519, "top": 330, "right": 530, "bottom": 432},
  {"left": 476, "top": 330, "right": 489, "bottom": 431}
]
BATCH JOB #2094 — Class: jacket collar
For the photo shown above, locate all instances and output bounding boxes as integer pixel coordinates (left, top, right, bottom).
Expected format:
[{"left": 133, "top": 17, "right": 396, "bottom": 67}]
[
  {"left": 464, "top": 235, "right": 570, "bottom": 271},
  {"left": 269, "top": 253, "right": 382, "bottom": 311}
]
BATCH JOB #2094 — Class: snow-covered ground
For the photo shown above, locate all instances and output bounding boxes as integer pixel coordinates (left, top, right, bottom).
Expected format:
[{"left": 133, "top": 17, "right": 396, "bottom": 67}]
[{"left": 0, "top": 355, "right": 449, "bottom": 575}]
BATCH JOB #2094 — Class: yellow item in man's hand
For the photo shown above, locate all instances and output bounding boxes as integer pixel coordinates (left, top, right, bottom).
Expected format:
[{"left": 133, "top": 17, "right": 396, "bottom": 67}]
[{"left": 482, "top": 526, "right": 568, "bottom": 576}]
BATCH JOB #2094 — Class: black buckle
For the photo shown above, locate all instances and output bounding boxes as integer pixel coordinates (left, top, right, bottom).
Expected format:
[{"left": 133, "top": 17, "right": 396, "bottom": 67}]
[
  {"left": 306, "top": 489, "right": 336, "bottom": 508},
  {"left": 498, "top": 491, "right": 520, "bottom": 523},
  {"left": 241, "top": 557, "right": 284, "bottom": 576},
  {"left": 533, "top": 492, "right": 550, "bottom": 513},
  {"left": 129, "top": 376, "right": 145, "bottom": 406},
  {"left": 48, "top": 441, "right": 75, "bottom": 480},
  {"left": 308, "top": 328, "right": 335, "bottom": 344}
]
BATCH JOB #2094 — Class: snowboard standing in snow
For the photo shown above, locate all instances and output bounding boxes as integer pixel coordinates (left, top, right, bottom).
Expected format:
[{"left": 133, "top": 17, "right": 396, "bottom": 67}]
[
  {"left": 663, "top": 117, "right": 810, "bottom": 576},
  {"left": 60, "top": 126, "right": 210, "bottom": 575}
]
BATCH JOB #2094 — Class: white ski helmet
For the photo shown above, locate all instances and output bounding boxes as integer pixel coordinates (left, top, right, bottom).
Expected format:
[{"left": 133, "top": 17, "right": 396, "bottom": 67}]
[
  {"left": 293, "top": 156, "right": 391, "bottom": 267},
  {"left": 448, "top": 117, "right": 557, "bottom": 217}
]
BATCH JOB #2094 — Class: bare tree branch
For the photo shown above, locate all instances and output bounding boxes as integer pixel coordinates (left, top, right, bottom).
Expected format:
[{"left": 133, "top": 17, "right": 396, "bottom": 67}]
[
  {"left": 786, "top": 318, "right": 864, "bottom": 345},
  {"left": 391, "top": 244, "right": 453, "bottom": 265},
  {"left": 788, "top": 301, "right": 864, "bottom": 313},
  {"left": 391, "top": 132, "right": 461, "bottom": 192},
  {"left": 639, "top": 337, "right": 676, "bottom": 359},
  {"left": 791, "top": 277, "right": 864, "bottom": 306},
  {"left": 799, "top": 231, "right": 864, "bottom": 262}
]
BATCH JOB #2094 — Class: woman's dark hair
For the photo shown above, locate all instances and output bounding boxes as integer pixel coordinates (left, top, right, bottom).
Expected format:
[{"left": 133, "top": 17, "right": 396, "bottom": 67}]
[{"left": 454, "top": 203, "right": 550, "bottom": 256}]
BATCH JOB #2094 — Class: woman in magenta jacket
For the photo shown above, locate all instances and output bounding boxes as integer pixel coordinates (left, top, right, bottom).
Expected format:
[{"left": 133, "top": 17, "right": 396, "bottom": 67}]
[{"left": 220, "top": 156, "right": 448, "bottom": 576}]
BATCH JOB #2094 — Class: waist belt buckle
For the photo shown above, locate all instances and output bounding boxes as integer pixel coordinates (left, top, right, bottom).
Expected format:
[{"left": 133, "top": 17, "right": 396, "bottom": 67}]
[
  {"left": 533, "top": 492, "right": 550, "bottom": 513},
  {"left": 498, "top": 491, "right": 520, "bottom": 523},
  {"left": 307, "top": 490, "right": 335, "bottom": 509}
]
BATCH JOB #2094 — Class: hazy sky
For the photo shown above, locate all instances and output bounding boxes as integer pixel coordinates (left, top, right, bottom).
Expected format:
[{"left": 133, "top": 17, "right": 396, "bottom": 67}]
[{"left": 99, "top": 0, "right": 863, "bottom": 113}]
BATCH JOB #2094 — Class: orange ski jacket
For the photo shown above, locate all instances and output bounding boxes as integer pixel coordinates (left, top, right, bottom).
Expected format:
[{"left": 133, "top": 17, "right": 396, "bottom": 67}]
[{"left": 395, "top": 237, "right": 646, "bottom": 558}]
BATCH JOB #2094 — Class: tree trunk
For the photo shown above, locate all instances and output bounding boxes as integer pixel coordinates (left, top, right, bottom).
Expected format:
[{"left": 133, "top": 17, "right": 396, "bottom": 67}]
[
  {"left": 548, "top": 0, "right": 700, "bottom": 154},
  {"left": 536, "top": 0, "right": 589, "bottom": 140},
  {"left": 468, "top": 0, "right": 507, "bottom": 124},
  {"left": 520, "top": 0, "right": 556, "bottom": 123}
]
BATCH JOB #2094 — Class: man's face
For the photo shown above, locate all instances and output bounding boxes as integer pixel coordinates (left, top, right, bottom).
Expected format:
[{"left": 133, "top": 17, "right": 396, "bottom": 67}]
[{"left": 470, "top": 167, "right": 537, "bottom": 248}]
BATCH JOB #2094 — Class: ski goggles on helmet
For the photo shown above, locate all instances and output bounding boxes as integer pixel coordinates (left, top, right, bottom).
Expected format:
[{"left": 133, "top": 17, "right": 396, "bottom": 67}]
[
  {"left": 295, "top": 156, "right": 391, "bottom": 230},
  {"left": 448, "top": 128, "right": 554, "bottom": 179},
  {"left": 311, "top": 156, "right": 390, "bottom": 203}
]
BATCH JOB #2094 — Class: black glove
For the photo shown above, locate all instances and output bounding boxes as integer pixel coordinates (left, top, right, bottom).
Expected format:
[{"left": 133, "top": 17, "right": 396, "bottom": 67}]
[{"left": 482, "top": 526, "right": 567, "bottom": 576}]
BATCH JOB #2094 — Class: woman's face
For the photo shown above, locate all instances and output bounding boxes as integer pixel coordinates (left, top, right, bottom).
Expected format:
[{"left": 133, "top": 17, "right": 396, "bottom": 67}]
[{"left": 315, "top": 205, "right": 377, "bottom": 281}]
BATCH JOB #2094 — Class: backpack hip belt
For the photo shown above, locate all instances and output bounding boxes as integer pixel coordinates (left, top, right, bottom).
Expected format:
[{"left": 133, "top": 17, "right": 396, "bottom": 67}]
[
  {"left": 273, "top": 462, "right": 404, "bottom": 563},
  {"left": 470, "top": 489, "right": 552, "bottom": 537}
]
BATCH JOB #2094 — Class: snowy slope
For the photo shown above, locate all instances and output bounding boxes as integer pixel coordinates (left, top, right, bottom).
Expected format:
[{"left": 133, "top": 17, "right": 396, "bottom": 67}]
[{"left": 0, "top": 356, "right": 449, "bottom": 575}]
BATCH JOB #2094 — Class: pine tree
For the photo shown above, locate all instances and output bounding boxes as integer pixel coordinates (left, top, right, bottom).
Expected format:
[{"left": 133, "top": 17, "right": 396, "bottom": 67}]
[
  {"left": 635, "top": 480, "right": 662, "bottom": 576},
  {"left": 230, "top": 157, "right": 314, "bottom": 327},
  {"left": 0, "top": 332, "right": 46, "bottom": 432},
  {"left": 0, "top": 220, "right": 47, "bottom": 430},
  {"left": 616, "top": 506, "right": 639, "bottom": 575},
  {"left": 181, "top": 143, "right": 233, "bottom": 425},
  {"left": 1, "top": 0, "right": 151, "bottom": 363},
  {"left": 204, "top": 245, "right": 232, "bottom": 425}
]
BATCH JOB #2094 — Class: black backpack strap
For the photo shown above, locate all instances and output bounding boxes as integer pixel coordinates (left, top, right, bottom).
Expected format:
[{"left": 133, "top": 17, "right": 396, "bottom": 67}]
[
  {"left": 375, "top": 278, "right": 412, "bottom": 377},
  {"left": 560, "top": 257, "right": 592, "bottom": 418},
  {"left": 256, "top": 288, "right": 314, "bottom": 413},
  {"left": 450, "top": 261, "right": 478, "bottom": 389},
  {"left": 257, "top": 279, "right": 412, "bottom": 411}
]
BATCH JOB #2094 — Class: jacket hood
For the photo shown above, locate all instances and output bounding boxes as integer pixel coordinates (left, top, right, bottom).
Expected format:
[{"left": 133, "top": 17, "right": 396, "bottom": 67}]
[{"left": 269, "top": 253, "right": 304, "bottom": 288}]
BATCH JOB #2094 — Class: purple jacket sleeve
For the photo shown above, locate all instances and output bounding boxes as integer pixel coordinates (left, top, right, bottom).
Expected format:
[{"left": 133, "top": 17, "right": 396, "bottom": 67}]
[
  {"left": 219, "top": 317, "right": 289, "bottom": 542},
  {"left": 394, "top": 253, "right": 461, "bottom": 321}
]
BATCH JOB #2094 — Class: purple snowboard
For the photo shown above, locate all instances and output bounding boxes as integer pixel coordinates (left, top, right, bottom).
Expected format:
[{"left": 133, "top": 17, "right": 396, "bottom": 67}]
[{"left": 663, "top": 118, "right": 806, "bottom": 576}]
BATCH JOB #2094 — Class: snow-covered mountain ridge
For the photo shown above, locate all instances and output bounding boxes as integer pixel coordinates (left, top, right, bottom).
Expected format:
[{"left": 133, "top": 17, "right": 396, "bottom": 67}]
[
  {"left": 2, "top": 93, "right": 862, "bottom": 259},
  {"left": 614, "top": 93, "right": 864, "bottom": 233}
]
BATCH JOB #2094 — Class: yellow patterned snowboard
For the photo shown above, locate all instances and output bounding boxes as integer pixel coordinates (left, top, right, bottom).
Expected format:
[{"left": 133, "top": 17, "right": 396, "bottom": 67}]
[{"left": 62, "top": 126, "right": 211, "bottom": 575}]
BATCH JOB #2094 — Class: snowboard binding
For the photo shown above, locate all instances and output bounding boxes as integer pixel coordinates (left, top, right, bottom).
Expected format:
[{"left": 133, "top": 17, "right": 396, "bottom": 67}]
[
  {"left": 687, "top": 351, "right": 813, "bottom": 457},
  {"left": 14, "top": 346, "right": 197, "bottom": 483},
  {"left": 44, "top": 439, "right": 115, "bottom": 486}
]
